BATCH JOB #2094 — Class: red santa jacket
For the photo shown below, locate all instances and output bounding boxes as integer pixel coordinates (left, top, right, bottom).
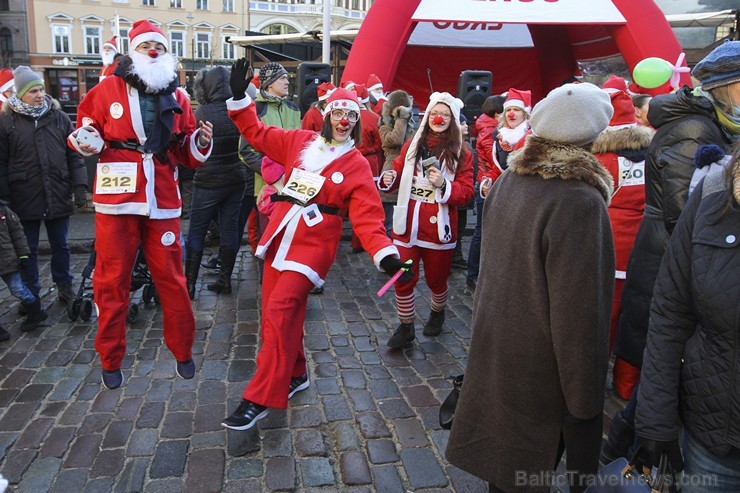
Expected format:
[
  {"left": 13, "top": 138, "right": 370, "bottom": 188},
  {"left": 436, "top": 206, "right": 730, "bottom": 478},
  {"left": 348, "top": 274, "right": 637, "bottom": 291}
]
[
  {"left": 370, "top": 97, "right": 387, "bottom": 117},
  {"left": 380, "top": 138, "right": 474, "bottom": 250},
  {"left": 591, "top": 126, "right": 652, "bottom": 277},
  {"left": 301, "top": 104, "right": 324, "bottom": 132},
  {"left": 99, "top": 58, "right": 120, "bottom": 81},
  {"left": 356, "top": 108, "right": 382, "bottom": 176},
  {"left": 474, "top": 114, "right": 499, "bottom": 185},
  {"left": 227, "top": 95, "right": 398, "bottom": 287},
  {"left": 68, "top": 75, "right": 210, "bottom": 219},
  {"left": 480, "top": 126, "right": 531, "bottom": 188}
]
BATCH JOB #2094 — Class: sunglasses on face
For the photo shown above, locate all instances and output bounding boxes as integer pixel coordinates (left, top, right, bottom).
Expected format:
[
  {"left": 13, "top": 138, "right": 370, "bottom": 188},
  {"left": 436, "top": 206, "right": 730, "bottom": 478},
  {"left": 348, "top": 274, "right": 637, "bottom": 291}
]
[{"left": 330, "top": 110, "right": 359, "bottom": 123}]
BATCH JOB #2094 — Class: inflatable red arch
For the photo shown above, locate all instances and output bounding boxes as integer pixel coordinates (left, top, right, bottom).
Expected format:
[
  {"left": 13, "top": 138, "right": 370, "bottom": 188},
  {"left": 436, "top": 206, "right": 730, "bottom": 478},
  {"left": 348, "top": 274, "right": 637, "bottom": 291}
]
[{"left": 343, "top": 0, "right": 688, "bottom": 106}]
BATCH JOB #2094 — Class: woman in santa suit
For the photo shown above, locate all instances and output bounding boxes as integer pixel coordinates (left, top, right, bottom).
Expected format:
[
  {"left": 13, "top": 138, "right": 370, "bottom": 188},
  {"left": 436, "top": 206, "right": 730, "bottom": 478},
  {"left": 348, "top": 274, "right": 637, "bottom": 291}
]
[
  {"left": 222, "top": 59, "right": 411, "bottom": 430},
  {"left": 379, "top": 92, "right": 474, "bottom": 349},
  {"left": 479, "top": 88, "right": 532, "bottom": 198}
]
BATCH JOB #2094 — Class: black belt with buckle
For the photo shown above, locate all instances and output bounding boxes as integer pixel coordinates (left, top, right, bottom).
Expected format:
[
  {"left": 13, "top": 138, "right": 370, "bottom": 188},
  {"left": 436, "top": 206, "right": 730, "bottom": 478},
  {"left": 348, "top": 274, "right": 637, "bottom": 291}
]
[
  {"left": 270, "top": 194, "right": 346, "bottom": 218},
  {"left": 108, "top": 141, "right": 148, "bottom": 154}
]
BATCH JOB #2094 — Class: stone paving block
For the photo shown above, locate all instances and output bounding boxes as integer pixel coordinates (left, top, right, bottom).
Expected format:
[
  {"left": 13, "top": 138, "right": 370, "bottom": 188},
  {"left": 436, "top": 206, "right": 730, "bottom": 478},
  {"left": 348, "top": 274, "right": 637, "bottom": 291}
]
[
  {"left": 161, "top": 411, "right": 193, "bottom": 439},
  {"left": 341, "top": 370, "right": 367, "bottom": 389},
  {"left": 300, "top": 457, "right": 335, "bottom": 487},
  {"left": 15, "top": 417, "right": 54, "bottom": 449},
  {"left": 371, "top": 464, "right": 405, "bottom": 493},
  {"left": 139, "top": 478, "right": 183, "bottom": 492},
  {"left": 0, "top": 402, "right": 39, "bottom": 431},
  {"left": 314, "top": 377, "right": 340, "bottom": 395},
  {"left": 366, "top": 439, "right": 399, "bottom": 464},
  {"left": 101, "top": 421, "right": 133, "bottom": 449},
  {"left": 15, "top": 383, "right": 53, "bottom": 403},
  {"left": 223, "top": 478, "right": 262, "bottom": 493},
  {"left": 136, "top": 401, "right": 165, "bottom": 428},
  {"left": 289, "top": 405, "right": 323, "bottom": 428},
  {"left": 340, "top": 450, "right": 372, "bottom": 485},
  {"left": 126, "top": 429, "right": 159, "bottom": 457},
  {"left": 393, "top": 418, "right": 430, "bottom": 447},
  {"left": 31, "top": 367, "right": 66, "bottom": 384},
  {"left": 150, "top": 439, "right": 189, "bottom": 478},
  {"left": 356, "top": 412, "right": 391, "bottom": 439},
  {"left": 63, "top": 434, "right": 102, "bottom": 468},
  {"left": 294, "top": 429, "right": 326, "bottom": 457},
  {"left": 147, "top": 379, "right": 174, "bottom": 402},
  {"left": 265, "top": 456, "right": 296, "bottom": 491},
  {"left": 262, "top": 429, "right": 292, "bottom": 457},
  {"left": 190, "top": 431, "right": 225, "bottom": 450},
  {"left": 332, "top": 421, "right": 361, "bottom": 451},
  {"left": 227, "top": 458, "right": 263, "bottom": 479},
  {"left": 16, "top": 456, "right": 61, "bottom": 492},
  {"left": 79, "top": 413, "right": 112, "bottom": 434},
  {"left": 114, "top": 457, "right": 149, "bottom": 493},
  {"left": 330, "top": 335, "right": 349, "bottom": 347},
  {"left": 304, "top": 334, "right": 330, "bottom": 351},
  {"left": 196, "top": 380, "right": 226, "bottom": 406},
  {"left": 0, "top": 432, "right": 18, "bottom": 457},
  {"left": 184, "top": 448, "right": 224, "bottom": 493},
  {"left": 400, "top": 447, "right": 448, "bottom": 489},
  {"left": 90, "top": 389, "right": 120, "bottom": 412},
  {"left": 321, "top": 394, "right": 352, "bottom": 422},
  {"left": 90, "top": 449, "right": 125, "bottom": 478},
  {"left": 379, "top": 398, "right": 415, "bottom": 420},
  {"left": 0, "top": 448, "right": 37, "bottom": 483},
  {"left": 0, "top": 389, "right": 17, "bottom": 409},
  {"left": 49, "top": 468, "right": 88, "bottom": 493},
  {"left": 194, "top": 403, "right": 225, "bottom": 433},
  {"left": 226, "top": 427, "right": 261, "bottom": 457},
  {"left": 368, "top": 379, "right": 402, "bottom": 399},
  {"left": 21, "top": 350, "right": 51, "bottom": 368},
  {"left": 2, "top": 369, "right": 34, "bottom": 389},
  {"left": 46, "top": 350, "right": 75, "bottom": 366},
  {"left": 260, "top": 409, "right": 288, "bottom": 429},
  {"left": 82, "top": 475, "right": 116, "bottom": 492},
  {"left": 49, "top": 378, "right": 83, "bottom": 401},
  {"left": 124, "top": 376, "right": 151, "bottom": 396},
  {"left": 389, "top": 366, "right": 423, "bottom": 385},
  {"left": 201, "top": 360, "right": 229, "bottom": 380},
  {"left": 315, "top": 362, "right": 337, "bottom": 378},
  {"left": 446, "top": 464, "right": 488, "bottom": 492},
  {"left": 117, "top": 396, "right": 144, "bottom": 420},
  {"left": 39, "top": 427, "right": 75, "bottom": 458}
]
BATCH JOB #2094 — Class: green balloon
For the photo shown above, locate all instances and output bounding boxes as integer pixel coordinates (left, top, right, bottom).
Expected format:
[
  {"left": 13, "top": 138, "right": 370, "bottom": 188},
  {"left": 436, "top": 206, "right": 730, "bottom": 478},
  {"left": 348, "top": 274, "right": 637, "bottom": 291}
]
[{"left": 633, "top": 57, "right": 673, "bottom": 89}]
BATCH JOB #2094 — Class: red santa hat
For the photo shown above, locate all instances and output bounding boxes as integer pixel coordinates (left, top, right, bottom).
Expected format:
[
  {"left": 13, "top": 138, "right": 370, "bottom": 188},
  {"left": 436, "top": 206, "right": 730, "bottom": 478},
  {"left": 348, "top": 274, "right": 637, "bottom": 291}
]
[
  {"left": 366, "top": 73, "right": 383, "bottom": 92},
  {"left": 602, "top": 74, "right": 628, "bottom": 92},
  {"left": 317, "top": 81, "right": 336, "bottom": 101},
  {"left": 340, "top": 80, "right": 356, "bottom": 92},
  {"left": 128, "top": 20, "right": 168, "bottom": 53},
  {"left": 503, "top": 88, "right": 532, "bottom": 114},
  {"left": 250, "top": 74, "right": 261, "bottom": 89},
  {"left": 603, "top": 88, "right": 637, "bottom": 130},
  {"left": 103, "top": 36, "right": 118, "bottom": 52},
  {"left": 0, "top": 68, "right": 14, "bottom": 99},
  {"left": 322, "top": 88, "right": 361, "bottom": 117},
  {"left": 353, "top": 83, "right": 369, "bottom": 104}
]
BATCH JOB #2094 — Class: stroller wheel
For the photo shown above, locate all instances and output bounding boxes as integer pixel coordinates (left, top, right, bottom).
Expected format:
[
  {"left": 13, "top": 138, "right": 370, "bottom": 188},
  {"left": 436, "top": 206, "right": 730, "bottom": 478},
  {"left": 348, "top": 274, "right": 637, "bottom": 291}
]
[
  {"left": 68, "top": 298, "right": 81, "bottom": 321},
  {"left": 127, "top": 304, "right": 139, "bottom": 324},
  {"left": 142, "top": 284, "right": 153, "bottom": 304},
  {"left": 80, "top": 299, "right": 94, "bottom": 321},
  {"left": 153, "top": 287, "right": 160, "bottom": 305}
]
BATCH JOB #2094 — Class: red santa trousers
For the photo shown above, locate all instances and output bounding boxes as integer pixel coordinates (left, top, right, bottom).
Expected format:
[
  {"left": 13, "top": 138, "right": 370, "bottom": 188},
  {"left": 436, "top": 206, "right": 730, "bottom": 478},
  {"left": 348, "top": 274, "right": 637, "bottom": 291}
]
[
  {"left": 394, "top": 245, "right": 453, "bottom": 321},
  {"left": 94, "top": 213, "right": 195, "bottom": 370},
  {"left": 242, "top": 242, "right": 314, "bottom": 409}
]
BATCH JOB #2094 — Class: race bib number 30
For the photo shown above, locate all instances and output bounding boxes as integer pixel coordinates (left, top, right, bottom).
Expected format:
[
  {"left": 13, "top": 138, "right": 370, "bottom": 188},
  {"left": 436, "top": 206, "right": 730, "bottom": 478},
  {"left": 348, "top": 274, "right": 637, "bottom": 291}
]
[
  {"left": 95, "top": 162, "right": 137, "bottom": 194},
  {"left": 411, "top": 176, "right": 436, "bottom": 203},
  {"left": 283, "top": 168, "right": 326, "bottom": 204}
]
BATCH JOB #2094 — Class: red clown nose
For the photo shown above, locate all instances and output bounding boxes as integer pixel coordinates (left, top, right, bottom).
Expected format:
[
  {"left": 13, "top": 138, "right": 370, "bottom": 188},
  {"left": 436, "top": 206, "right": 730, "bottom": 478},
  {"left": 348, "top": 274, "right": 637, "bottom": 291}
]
[
  {"left": 432, "top": 115, "right": 444, "bottom": 125},
  {"left": 507, "top": 112, "right": 516, "bottom": 119},
  {"left": 148, "top": 49, "right": 159, "bottom": 58},
  {"left": 340, "top": 117, "right": 349, "bottom": 126}
]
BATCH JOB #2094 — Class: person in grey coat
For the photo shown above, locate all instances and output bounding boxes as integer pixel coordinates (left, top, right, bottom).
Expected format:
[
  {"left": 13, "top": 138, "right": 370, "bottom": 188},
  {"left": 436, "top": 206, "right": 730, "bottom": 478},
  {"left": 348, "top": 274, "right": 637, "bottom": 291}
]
[
  {"left": 0, "top": 67, "right": 87, "bottom": 304},
  {"left": 446, "top": 83, "right": 615, "bottom": 493}
]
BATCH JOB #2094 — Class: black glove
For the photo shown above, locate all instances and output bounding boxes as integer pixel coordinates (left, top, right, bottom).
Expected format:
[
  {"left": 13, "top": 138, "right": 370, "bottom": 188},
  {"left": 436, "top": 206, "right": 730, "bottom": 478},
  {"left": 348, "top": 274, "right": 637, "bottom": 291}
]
[
  {"left": 18, "top": 256, "right": 28, "bottom": 269},
  {"left": 230, "top": 58, "right": 251, "bottom": 101},
  {"left": 635, "top": 437, "right": 684, "bottom": 473},
  {"left": 380, "top": 256, "right": 415, "bottom": 283},
  {"left": 74, "top": 186, "right": 87, "bottom": 208}
]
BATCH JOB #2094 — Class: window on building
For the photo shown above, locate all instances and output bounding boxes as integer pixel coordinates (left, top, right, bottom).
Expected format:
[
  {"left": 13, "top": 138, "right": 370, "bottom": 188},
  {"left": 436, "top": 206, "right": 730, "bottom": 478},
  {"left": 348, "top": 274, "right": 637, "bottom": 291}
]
[
  {"left": 119, "top": 28, "right": 130, "bottom": 53},
  {"left": 84, "top": 26, "right": 102, "bottom": 55},
  {"left": 222, "top": 36, "right": 235, "bottom": 59},
  {"left": 170, "top": 0, "right": 182, "bottom": 7},
  {"left": 170, "top": 31, "right": 185, "bottom": 57},
  {"left": 196, "top": 32, "right": 210, "bottom": 58},
  {"left": 0, "top": 27, "right": 12, "bottom": 60},
  {"left": 350, "top": 0, "right": 360, "bottom": 9},
  {"left": 52, "top": 25, "right": 71, "bottom": 54},
  {"left": 0, "top": 0, "right": 9, "bottom": 11},
  {"left": 222, "top": 0, "right": 234, "bottom": 12},
  {"left": 196, "top": 0, "right": 209, "bottom": 10},
  {"left": 260, "top": 23, "right": 299, "bottom": 35},
  {"left": 142, "top": 0, "right": 155, "bottom": 6}
]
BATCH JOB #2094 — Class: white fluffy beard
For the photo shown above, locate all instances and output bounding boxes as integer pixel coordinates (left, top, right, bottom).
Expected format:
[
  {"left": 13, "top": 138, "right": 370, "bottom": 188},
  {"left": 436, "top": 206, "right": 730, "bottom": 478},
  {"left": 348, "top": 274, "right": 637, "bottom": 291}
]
[
  {"left": 129, "top": 51, "right": 178, "bottom": 93},
  {"left": 102, "top": 51, "right": 116, "bottom": 66}
]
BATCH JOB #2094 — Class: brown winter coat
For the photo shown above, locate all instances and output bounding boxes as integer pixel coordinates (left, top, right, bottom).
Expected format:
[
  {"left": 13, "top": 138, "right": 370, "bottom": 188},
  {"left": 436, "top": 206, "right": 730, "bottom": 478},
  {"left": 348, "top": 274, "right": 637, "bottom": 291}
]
[
  {"left": 378, "top": 91, "right": 415, "bottom": 203},
  {"left": 446, "top": 136, "right": 615, "bottom": 492}
]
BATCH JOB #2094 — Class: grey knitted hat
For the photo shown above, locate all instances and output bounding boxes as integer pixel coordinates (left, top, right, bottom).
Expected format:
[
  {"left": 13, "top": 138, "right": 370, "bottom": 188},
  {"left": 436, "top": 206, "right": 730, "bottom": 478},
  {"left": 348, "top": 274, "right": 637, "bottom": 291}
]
[
  {"left": 13, "top": 66, "right": 44, "bottom": 99},
  {"left": 692, "top": 40, "right": 740, "bottom": 90},
  {"left": 530, "top": 83, "right": 613, "bottom": 147},
  {"left": 259, "top": 62, "right": 288, "bottom": 90}
]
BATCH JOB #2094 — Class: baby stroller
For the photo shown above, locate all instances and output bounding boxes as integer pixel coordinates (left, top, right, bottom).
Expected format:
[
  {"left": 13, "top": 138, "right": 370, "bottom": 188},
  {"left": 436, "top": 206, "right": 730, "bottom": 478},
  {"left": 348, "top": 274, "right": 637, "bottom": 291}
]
[{"left": 67, "top": 242, "right": 159, "bottom": 323}]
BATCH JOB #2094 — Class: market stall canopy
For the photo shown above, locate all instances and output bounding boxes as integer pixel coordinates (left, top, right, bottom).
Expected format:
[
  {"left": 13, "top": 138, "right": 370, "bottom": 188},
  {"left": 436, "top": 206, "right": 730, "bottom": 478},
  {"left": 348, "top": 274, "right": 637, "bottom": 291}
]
[{"left": 228, "top": 29, "right": 359, "bottom": 47}]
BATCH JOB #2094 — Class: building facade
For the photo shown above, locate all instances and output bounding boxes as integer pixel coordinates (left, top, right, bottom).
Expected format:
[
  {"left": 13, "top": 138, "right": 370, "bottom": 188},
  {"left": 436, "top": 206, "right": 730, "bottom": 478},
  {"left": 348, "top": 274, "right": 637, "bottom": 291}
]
[{"left": 0, "top": 0, "right": 30, "bottom": 68}]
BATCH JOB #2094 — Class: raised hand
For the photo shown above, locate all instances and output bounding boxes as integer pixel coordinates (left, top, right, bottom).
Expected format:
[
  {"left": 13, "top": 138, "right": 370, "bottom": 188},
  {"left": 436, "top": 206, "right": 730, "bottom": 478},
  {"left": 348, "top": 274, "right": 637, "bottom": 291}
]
[{"left": 230, "top": 58, "right": 251, "bottom": 100}]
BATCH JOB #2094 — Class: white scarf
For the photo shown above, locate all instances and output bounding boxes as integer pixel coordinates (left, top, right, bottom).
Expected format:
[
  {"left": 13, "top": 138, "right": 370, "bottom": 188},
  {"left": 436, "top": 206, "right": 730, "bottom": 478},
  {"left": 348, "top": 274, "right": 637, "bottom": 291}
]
[
  {"left": 298, "top": 134, "right": 355, "bottom": 173},
  {"left": 498, "top": 120, "right": 529, "bottom": 146}
]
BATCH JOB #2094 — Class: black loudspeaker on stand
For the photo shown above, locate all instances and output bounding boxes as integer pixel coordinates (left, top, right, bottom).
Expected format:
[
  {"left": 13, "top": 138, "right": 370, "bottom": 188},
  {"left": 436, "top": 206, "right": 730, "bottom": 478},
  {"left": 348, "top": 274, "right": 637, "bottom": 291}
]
[
  {"left": 457, "top": 70, "right": 492, "bottom": 122},
  {"left": 296, "top": 62, "right": 332, "bottom": 117}
]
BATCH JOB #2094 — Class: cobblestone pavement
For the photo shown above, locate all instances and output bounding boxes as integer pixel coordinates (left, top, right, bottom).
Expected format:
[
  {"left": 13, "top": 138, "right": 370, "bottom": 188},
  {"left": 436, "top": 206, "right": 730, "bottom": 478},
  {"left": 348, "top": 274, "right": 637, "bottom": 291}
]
[{"left": 0, "top": 227, "right": 625, "bottom": 492}]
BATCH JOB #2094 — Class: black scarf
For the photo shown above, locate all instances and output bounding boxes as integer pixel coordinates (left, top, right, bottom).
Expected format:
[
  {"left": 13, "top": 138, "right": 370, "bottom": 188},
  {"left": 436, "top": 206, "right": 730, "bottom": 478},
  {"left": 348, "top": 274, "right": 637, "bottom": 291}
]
[{"left": 114, "top": 56, "right": 183, "bottom": 154}]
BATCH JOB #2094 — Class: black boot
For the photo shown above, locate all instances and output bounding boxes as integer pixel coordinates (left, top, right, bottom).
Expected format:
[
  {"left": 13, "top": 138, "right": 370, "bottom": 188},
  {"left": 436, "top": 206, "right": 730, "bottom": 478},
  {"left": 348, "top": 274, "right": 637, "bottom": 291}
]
[
  {"left": 207, "top": 248, "right": 237, "bottom": 294},
  {"left": 56, "top": 283, "right": 75, "bottom": 304},
  {"left": 20, "top": 297, "right": 48, "bottom": 332},
  {"left": 600, "top": 409, "right": 635, "bottom": 465},
  {"left": 185, "top": 249, "right": 203, "bottom": 300},
  {"left": 423, "top": 309, "right": 445, "bottom": 336},
  {"left": 0, "top": 324, "right": 9, "bottom": 342},
  {"left": 387, "top": 322, "right": 415, "bottom": 349}
]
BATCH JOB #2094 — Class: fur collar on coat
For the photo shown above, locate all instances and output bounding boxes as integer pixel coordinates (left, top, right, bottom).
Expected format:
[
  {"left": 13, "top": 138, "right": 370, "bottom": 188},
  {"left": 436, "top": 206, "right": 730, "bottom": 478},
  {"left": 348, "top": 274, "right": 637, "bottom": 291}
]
[
  {"left": 590, "top": 125, "right": 654, "bottom": 155},
  {"left": 508, "top": 135, "right": 614, "bottom": 206}
]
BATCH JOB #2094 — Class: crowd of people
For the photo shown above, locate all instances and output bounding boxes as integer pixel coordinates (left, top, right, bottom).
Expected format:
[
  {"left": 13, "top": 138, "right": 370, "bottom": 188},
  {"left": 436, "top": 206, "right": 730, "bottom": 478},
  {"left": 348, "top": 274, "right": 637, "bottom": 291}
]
[{"left": 0, "top": 15, "right": 737, "bottom": 491}]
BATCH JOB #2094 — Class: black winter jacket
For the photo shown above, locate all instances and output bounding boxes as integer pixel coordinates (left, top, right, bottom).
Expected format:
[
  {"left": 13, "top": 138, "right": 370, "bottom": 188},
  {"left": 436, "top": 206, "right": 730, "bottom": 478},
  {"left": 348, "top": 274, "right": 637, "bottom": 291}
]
[
  {"left": 193, "top": 67, "right": 248, "bottom": 190},
  {"left": 0, "top": 200, "right": 30, "bottom": 276},
  {"left": 0, "top": 97, "right": 87, "bottom": 220},
  {"left": 614, "top": 87, "right": 735, "bottom": 368},
  {"left": 636, "top": 168, "right": 740, "bottom": 457}
]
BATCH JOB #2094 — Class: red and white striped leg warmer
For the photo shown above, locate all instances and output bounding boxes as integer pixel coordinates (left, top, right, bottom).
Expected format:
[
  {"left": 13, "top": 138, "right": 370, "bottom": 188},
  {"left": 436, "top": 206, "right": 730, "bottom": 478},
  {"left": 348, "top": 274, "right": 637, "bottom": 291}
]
[
  {"left": 396, "top": 292, "right": 415, "bottom": 324},
  {"left": 431, "top": 288, "right": 448, "bottom": 313}
]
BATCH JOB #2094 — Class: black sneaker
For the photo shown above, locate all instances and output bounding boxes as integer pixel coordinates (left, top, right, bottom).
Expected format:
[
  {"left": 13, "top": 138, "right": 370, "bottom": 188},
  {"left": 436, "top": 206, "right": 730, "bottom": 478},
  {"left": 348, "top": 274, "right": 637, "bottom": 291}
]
[
  {"left": 175, "top": 359, "right": 195, "bottom": 379},
  {"left": 222, "top": 400, "right": 269, "bottom": 430},
  {"left": 387, "top": 323, "right": 415, "bottom": 349},
  {"left": 201, "top": 256, "right": 221, "bottom": 270},
  {"left": 288, "top": 374, "right": 310, "bottom": 399},
  {"left": 101, "top": 369, "right": 124, "bottom": 390}
]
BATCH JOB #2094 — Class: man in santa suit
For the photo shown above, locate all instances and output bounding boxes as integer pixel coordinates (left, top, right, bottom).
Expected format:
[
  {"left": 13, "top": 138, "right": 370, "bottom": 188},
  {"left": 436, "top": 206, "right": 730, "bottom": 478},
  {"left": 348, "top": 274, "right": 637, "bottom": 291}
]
[
  {"left": 367, "top": 73, "right": 388, "bottom": 116},
  {"left": 0, "top": 69, "right": 14, "bottom": 116},
  {"left": 99, "top": 36, "right": 122, "bottom": 81},
  {"left": 222, "top": 59, "right": 411, "bottom": 430},
  {"left": 301, "top": 81, "right": 335, "bottom": 132},
  {"left": 68, "top": 19, "right": 213, "bottom": 390}
]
